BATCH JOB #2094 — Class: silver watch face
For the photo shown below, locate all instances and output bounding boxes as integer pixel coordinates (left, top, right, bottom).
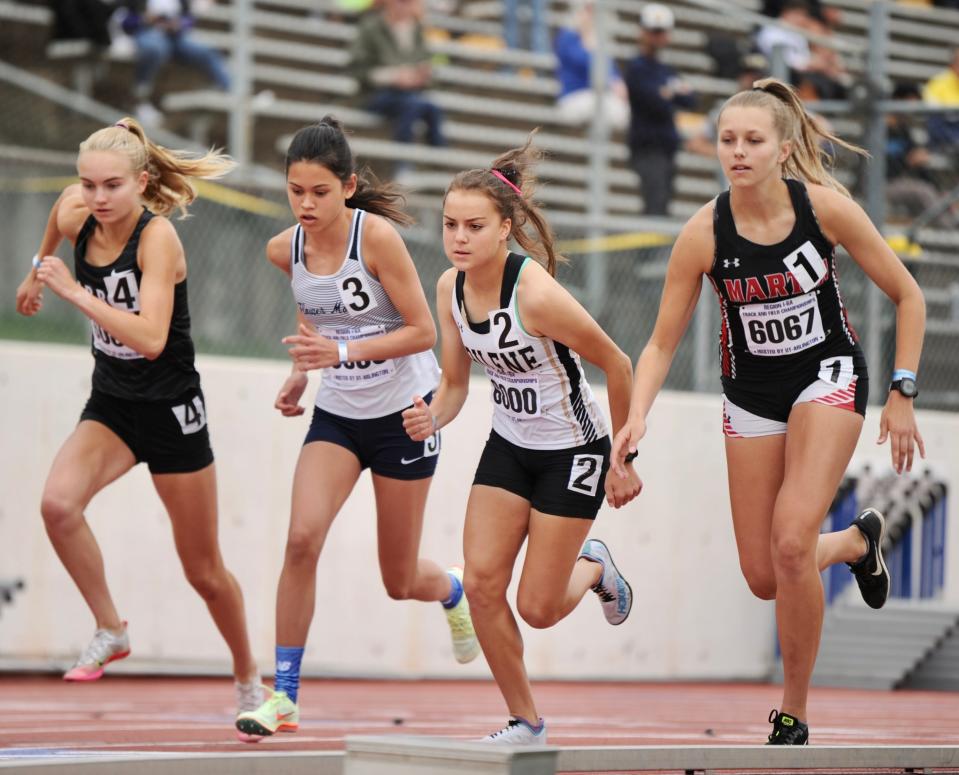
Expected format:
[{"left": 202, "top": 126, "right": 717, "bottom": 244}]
[{"left": 897, "top": 377, "right": 918, "bottom": 397}]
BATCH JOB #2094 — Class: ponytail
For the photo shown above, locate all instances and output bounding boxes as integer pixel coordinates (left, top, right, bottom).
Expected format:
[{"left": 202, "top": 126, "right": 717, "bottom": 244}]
[
  {"left": 718, "top": 77, "right": 868, "bottom": 197},
  {"left": 285, "top": 117, "right": 413, "bottom": 226},
  {"left": 80, "top": 117, "right": 235, "bottom": 218},
  {"left": 446, "top": 130, "right": 563, "bottom": 275}
]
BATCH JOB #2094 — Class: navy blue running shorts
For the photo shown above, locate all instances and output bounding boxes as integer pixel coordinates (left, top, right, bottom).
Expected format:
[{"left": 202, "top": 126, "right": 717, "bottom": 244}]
[
  {"left": 80, "top": 387, "right": 214, "bottom": 474},
  {"left": 303, "top": 393, "right": 439, "bottom": 480},
  {"left": 472, "top": 430, "right": 610, "bottom": 519}
]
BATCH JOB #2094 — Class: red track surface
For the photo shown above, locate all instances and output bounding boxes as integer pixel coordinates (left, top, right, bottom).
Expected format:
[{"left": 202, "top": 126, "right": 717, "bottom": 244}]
[{"left": 1, "top": 676, "right": 957, "bottom": 757}]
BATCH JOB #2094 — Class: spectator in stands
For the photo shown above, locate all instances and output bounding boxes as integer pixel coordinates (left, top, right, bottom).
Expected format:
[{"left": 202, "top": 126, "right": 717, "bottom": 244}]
[
  {"left": 121, "top": 0, "right": 231, "bottom": 128},
  {"left": 624, "top": 3, "right": 695, "bottom": 216},
  {"left": 553, "top": 0, "right": 629, "bottom": 132},
  {"left": 350, "top": 0, "right": 446, "bottom": 164},
  {"left": 755, "top": 1, "right": 846, "bottom": 101},
  {"left": 923, "top": 46, "right": 959, "bottom": 149},
  {"left": 503, "top": 0, "right": 549, "bottom": 55},
  {"left": 887, "top": 82, "right": 959, "bottom": 227}
]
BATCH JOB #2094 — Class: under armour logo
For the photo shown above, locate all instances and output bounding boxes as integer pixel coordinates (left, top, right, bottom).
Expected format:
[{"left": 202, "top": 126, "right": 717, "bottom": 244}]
[{"left": 723, "top": 258, "right": 741, "bottom": 268}]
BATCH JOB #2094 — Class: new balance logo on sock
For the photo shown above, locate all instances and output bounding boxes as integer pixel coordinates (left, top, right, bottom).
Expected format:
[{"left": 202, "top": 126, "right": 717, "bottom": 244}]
[{"left": 277, "top": 661, "right": 292, "bottom": 672}]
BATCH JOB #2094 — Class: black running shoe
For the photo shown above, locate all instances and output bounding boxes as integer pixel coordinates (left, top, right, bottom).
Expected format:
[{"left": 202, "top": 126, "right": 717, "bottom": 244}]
[
  {"left": 766, "top": 709, "right": 809, "bottom": 745},
  {"left": 846, "top": 508, "right": 889, "bottom": 610}
]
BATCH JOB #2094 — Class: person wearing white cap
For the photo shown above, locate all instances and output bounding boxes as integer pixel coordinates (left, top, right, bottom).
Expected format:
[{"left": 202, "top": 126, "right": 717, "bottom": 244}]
[{"left": 624, "top": 3, "right": 695, "bottom": 215}]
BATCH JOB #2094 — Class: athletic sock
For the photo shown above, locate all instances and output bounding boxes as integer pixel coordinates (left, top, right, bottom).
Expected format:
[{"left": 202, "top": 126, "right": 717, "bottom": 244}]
[
  {"left": 274, "top": 645, "right": 304, "bottom": 703},
  {"left": 442, "top": 570, "right": 463, "bottom": 609}
]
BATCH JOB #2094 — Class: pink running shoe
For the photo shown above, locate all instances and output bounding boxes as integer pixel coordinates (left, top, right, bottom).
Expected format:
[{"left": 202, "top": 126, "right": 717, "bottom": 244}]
[{"left": 63, "top": 622, "right": 130, "bottom": 681}]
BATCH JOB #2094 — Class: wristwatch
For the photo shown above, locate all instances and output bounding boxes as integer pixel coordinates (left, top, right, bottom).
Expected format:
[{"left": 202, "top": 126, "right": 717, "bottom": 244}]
[
  {"left": 890, "top": 376, "right": 919, "bottom": 398},
  {"left": 624, "top": 450, "right": 638, "bottom": 463}
]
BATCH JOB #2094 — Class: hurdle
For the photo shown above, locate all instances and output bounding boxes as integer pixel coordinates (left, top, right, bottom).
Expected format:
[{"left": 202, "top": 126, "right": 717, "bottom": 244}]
[{"left": 344, "top": 736, "right": 959, "bottom": 775}]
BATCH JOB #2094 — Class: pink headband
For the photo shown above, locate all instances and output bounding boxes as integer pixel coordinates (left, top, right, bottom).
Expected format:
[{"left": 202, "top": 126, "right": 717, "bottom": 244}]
[{"left": 490, "top": 169, "right": 521, "bottom": 195}]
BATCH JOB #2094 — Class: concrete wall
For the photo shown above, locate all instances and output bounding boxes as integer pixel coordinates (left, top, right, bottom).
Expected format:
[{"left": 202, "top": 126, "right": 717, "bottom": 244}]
[{"left": 1, "top": 341, "right": 955, "bottom": 680}]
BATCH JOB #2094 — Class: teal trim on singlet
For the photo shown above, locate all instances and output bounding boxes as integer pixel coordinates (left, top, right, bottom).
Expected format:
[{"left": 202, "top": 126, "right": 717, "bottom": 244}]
[{"left": 513, "top": 256, "right": 532, "bottom": 338}]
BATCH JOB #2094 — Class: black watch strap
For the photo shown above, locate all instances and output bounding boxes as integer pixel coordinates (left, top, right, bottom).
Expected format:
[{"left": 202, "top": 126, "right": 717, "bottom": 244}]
[
  {"left": 624, "top": 450, "right": 638, "bottom": 463},
  {"left": 890, "top": 377, "right": 919, "bottom": 398}
]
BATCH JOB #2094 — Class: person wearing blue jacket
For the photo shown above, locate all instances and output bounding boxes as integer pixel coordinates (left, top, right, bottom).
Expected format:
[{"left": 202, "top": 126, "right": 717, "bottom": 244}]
[{"left": 623, "top": 4, "right": 696, "bottom": 215}]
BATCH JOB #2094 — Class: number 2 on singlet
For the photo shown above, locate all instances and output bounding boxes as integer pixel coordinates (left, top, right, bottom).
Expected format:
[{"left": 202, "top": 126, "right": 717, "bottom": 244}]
[{"left": 567, "top": 454, "right": 603, "bottom": 497}]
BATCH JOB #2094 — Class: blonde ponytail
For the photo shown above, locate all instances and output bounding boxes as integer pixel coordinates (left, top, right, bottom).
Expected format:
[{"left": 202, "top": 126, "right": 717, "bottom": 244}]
[
  {"left": 718, "top": 78, "right": 868, "bottom": 197},
  {"left": 79, "top": 117, "right": 236, "bottom": 218}
]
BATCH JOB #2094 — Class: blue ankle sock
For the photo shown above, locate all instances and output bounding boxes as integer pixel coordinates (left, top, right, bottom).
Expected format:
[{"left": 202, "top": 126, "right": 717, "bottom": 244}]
[
  {"left": 441, "top": 571, "right": 463, "bottom": 609},
  {"left": 274, "top": 645, "right": 304, "bottom": 703}
]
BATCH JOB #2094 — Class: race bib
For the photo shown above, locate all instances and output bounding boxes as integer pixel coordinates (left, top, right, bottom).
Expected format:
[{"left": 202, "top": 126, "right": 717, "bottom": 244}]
[
  {"left": 783, "top": 240, "right": 828, "bottom": 293},
  {"left": 490, "top": 371, "right": 541, "bottom": 420},
  {"left": 321, "top": 324, "right": 396, "bottom": 390},
  {"left": 739, "top": 292, "right": 825, "bottom": 356},
  {"left": 84, "top": 280, "right": 143, "bottom": 361},
  {"left": 336, "top": 271, "right": 380, "bottom": 317}
]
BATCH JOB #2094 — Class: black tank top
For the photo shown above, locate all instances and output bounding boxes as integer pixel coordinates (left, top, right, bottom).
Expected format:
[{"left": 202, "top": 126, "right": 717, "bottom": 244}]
[
  {"left": 74, "top": 209, "right": 200, "bottom": 401},
  {"left": 708, "top": 178, "right": 862, "bottom": 384}
]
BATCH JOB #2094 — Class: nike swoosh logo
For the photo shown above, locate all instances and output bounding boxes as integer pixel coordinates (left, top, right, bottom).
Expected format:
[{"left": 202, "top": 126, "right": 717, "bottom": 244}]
[
  {"left": 872, "top": 561, "right": 884, "bottom": 576},
  {"left": 400, "top": 456, "right": 423, "bottom": 465},
  {"left": 276, "top": 711, "right": 295, "bottom": 721}
]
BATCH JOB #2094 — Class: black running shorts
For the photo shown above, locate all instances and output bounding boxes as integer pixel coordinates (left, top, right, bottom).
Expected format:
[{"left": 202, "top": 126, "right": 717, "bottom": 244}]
[
  {"left": 472, "top": 430, "right": 610, "bottom": 519},
  {"left": 80, "top": 387, "right": 214, "bottom": 474}
]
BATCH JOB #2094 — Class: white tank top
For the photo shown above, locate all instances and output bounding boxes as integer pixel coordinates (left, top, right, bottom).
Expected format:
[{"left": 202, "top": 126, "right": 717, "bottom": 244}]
[
  {"left": 290, "top": 209, "right": 440, "bottom": 418},
  {"left": 451, "top": 253, "right": 608, "bottom": 450}
]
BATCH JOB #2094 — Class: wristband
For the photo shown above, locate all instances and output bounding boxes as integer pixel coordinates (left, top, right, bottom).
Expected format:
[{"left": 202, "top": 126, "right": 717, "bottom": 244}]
[
  {"left": 31, "top": 255, "right": 41, "bottom": 269},
  {"left": 337, "top": 340, "right": 349, "bottom": 364},
  {"left": 891, "top": 368, "right": 916, "bottom": 382},
  {"left": 624, "top": 450, "right": 638, "bottom": 464},
  {"left": 429, "top": 412, "right": 438, "bottom": 433}
]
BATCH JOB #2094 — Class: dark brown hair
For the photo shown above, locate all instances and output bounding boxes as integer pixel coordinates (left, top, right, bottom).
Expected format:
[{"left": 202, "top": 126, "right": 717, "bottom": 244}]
[
  {"left": 285, "top": 116, "right": 412, "bottom": 226},
  {"left": 445, "top": 131, "right": 563, "bottom": 275}
]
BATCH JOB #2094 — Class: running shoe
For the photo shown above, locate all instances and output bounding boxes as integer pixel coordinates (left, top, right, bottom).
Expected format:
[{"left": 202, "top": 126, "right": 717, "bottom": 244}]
[
  {"left": 483, "top": 717, "right": 548, "bottom": 745},
  {"left": 235, "top": 689, "right": 299, "bottom": 738},
  {"left": 445, "top": 566, "right": 480, "bottom": 664},
  {"left": 234, "top": 676, "right": 267, "bottom": 743},
  {"left": 847, "top": 508, "right": 890, "bottom": 609},
  {"left": 63, "top": 622, "right": 130, "bottom": 681},
  {"left": 579, "top": 539, "right": 633, "bottom": 625},
  {"left": 766, "top": 709, "right": 809, "bottom": 745}
]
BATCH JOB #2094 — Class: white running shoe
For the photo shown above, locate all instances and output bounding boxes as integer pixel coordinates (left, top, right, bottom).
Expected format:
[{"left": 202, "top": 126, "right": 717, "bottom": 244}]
[
  {"left": 234, "top": 676, "right": 267, "bottom": 743},
  {"left": 580, "top": 538, "right": 633, "bottom": 625},
  {"left": 63, "top": 622, "right": 130, "bottom": 681},
  {"left": 444, "top": 566, "right": 480, "bottom": 664},
  {"left": 483, "top": 717, "right": 548, "bottom": 745}
]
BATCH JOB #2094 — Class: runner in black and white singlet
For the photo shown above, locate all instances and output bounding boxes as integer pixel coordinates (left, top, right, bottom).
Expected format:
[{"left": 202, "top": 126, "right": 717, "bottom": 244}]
[
  {"left": 611, "top": 79, "right": 926, "bottom": 745},
  {"left": 236, "top": 118, "right": 478, "bottom": 742},
  {"left": 15, "top": 117, "right": 263, "bottom": 737},
  {"left": 402, "top": 135, "right": 642, "bottom": 746}
]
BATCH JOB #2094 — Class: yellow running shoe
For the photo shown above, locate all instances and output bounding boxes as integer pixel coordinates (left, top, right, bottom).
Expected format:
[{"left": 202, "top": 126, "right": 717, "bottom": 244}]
[
  {"left": 445, "top": 566, "right": 480, "bottom": 664},
  {"left": 235, "top": 689, "right": 299, "bottom": 739}
]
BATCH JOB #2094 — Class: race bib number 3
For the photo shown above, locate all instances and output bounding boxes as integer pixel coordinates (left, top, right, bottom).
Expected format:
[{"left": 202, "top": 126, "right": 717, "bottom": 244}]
[
  {"left": 337, "top": 271, "right": 379, "bottom": 316},
  {"left": 490, "top": 372, "right": 541, "bottom": 419},
  {"left": 740, "top": 293, "right": 825, "bottom": 357}
]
